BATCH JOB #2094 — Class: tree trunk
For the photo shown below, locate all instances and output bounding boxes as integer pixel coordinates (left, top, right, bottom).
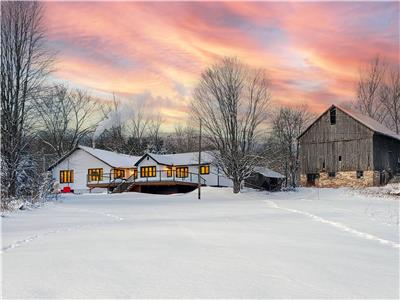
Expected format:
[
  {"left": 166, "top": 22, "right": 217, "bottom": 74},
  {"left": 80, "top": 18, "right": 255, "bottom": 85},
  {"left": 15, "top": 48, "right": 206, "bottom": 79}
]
[{"left": 233, "top": 178, "right": 241, "bottom": 193}]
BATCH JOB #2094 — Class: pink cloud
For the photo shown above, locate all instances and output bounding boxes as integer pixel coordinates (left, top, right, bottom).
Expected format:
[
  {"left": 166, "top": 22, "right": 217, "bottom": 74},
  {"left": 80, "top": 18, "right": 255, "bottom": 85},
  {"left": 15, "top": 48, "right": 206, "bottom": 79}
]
[{"left": 43, "top": 2, "right": 399, "bottom": 124}]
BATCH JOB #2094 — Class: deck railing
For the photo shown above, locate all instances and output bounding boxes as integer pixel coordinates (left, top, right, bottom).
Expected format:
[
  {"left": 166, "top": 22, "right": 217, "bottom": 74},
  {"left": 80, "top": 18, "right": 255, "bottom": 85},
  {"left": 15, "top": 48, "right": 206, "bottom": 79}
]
[{"left": 87, "top": 170, "right": 206, "bottom": 186}]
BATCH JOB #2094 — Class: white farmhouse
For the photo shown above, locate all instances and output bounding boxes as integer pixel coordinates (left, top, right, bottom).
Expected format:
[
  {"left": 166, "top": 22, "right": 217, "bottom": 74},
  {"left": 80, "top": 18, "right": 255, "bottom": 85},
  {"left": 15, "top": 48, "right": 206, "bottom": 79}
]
[
  {"left": 49, "top": 145, "right": 283, "bottom": 194},
  {"left": 49, "top": 145, "right": 232, "bottom": 193}
]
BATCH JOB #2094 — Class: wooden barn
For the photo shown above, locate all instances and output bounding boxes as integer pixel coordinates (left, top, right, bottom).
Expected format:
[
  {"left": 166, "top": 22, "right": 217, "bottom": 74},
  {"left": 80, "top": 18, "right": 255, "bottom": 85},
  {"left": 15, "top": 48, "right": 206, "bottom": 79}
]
[{"left": 298, "top": 104, "right": 400, "bottom": 187}]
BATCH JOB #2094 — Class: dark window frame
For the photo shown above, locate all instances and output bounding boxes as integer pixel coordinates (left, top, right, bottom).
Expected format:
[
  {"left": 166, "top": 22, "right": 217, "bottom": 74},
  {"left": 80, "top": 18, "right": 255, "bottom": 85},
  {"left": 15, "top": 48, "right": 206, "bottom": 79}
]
[
  {"left": 60, "top": 170, "right": 74, "bottom": 183},
  {"left": 200, "top": 165, "right": 210, "bottom": 175},
  {"left": 328, "top": 171, "right": 336, "bottom": 178},
  {"left": 330, "top": 107, "right": 336, "bottom": 125},
  {"left": 140, "top": 166, "right": 156, "bottom": 177},
  {"left": 88, "top": 168, "right": 103, "bottom": 181},
  {"left": 113, "top": 168, "right": 125, "bottom": 179},
  {"left": 176, "top": 166, "right": 189, "bottom": 178}
]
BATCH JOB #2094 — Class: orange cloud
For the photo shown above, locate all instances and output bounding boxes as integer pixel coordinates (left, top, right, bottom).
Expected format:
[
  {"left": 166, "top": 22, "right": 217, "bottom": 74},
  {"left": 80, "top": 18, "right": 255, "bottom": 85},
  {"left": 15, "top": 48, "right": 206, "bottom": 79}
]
[{"left": 44, "top": 2, "right": 399, "bottom": 125}]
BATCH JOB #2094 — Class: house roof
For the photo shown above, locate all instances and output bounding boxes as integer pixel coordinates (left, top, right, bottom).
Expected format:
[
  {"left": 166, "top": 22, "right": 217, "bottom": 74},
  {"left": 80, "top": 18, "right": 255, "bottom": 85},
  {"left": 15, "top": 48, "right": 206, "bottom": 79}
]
[
  {"left": 135, "top": 151, "right": 215, "bottom": 166},
  {"left": 48, "top": 145, "right": 141, "bottom": 170},
  {"left": 298, "top": 104, "right": 400, "bottom": 141},
  {"left": 253, "top": 167, "right": 285, "bottom": 179},
  {"left": 78, "top": 145, "right": 141, "bottom": 168}
]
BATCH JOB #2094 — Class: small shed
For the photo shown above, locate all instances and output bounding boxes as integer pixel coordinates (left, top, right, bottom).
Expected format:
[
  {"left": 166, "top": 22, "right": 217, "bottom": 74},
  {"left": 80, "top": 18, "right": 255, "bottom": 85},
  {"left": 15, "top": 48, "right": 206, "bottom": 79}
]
[{"left": 245, "top": 167, "right": 285, "bottom": 191}]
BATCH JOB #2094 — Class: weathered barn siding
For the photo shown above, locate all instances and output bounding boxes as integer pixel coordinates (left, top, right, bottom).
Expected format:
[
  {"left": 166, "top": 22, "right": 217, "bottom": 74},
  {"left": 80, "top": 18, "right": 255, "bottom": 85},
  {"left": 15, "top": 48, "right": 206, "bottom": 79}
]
[
  {"left": 373, "top": 134, "right": 400, "bottom": 172},
  {"left": 299, "top": 108, "right": 374, "bottom": 174}
]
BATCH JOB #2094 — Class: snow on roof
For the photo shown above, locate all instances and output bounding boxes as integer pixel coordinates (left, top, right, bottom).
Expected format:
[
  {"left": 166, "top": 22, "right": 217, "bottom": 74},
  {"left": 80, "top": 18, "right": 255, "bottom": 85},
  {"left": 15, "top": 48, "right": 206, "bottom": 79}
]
[
  {"left": 253, "top": 167, "right": 285, "bottom": 179},
  {"left": 144, "top": 151, "right": 215, "bottom": 166},
  {"left": 336, "top": 105, "right": 400, "bottom": 141},
  {"left": 78, "top": 145, "right": 141, "bottom": 168}
]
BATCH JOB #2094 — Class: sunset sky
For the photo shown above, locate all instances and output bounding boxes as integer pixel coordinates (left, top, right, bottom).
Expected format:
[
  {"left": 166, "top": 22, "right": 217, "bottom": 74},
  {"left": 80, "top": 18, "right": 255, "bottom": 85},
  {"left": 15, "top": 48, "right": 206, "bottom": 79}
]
[{"left": 44, "top": 1, "right": 399, "bottom": 128}]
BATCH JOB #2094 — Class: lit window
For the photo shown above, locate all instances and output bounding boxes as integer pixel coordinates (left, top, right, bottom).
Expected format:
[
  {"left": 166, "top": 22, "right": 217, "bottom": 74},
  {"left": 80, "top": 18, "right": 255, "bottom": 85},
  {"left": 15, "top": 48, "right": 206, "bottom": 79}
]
[
  {"left": 330, "top": 107, "right": 336, "bottom": 125},
  {"left": 200, "top": 165, "right": 210, "bottom": 174},
  {"left": 113, "top": 169, "right": 125, "bottom": 179},
  {"left": 60, "top": 170, "right": 74, "bottom": 183},
  {"left": 166, "top": 167, "right": 173, "bottom": 177},
  {"left": 88, "top": 168, "right": 103, "bottom": 181},
  {"left": 176, "top": 167, "right": 189, "bottom": 178},
  {"left": 141, "top": 166, "right": 156, "bottom": 177}
]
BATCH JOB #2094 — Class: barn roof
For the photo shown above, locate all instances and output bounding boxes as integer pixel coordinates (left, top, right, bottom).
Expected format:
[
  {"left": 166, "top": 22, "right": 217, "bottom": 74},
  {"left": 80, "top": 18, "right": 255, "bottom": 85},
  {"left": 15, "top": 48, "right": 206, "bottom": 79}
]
[
  {"left": 298, "top": 104, "right": 400, "bottom": 141},
  {"left": 337, "top": 105, "right": 400, "bottom": 141}
]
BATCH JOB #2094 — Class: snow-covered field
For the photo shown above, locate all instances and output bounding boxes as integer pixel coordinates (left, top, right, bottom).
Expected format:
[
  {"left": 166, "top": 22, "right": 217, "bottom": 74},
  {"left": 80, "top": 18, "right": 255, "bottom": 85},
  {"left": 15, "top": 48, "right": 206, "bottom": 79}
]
[{"left": 2, "top": 187, "right": 399, "bottom": 298}]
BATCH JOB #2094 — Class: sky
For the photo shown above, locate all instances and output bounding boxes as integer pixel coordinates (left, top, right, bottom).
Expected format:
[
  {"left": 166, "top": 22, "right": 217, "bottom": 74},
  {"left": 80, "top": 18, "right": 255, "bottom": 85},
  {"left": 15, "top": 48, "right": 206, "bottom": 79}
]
[{"left": 44, "top": 1, "right": 399, "bottom": 128}]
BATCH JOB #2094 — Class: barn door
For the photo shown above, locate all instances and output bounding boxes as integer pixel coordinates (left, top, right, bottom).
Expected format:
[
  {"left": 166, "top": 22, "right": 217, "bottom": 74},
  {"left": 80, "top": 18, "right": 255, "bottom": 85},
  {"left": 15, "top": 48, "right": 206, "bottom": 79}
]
[{"left": 306, "top": 173, "right": 318, "bottom": 186}]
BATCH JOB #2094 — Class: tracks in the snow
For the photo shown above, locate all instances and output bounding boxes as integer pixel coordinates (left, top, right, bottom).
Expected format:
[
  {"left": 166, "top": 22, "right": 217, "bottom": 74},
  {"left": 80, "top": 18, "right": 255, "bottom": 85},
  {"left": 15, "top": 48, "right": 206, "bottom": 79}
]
[
  {"left": 264, "top": 199, "right": 400, "bottom": 250},
  {"left": 1, "top": 207, "right": 124, "bottom": 253}
]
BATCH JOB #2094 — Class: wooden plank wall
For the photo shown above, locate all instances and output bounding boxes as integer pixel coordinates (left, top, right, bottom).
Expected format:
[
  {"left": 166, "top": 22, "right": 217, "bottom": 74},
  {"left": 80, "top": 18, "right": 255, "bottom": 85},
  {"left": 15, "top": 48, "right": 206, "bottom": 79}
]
[{"left": 299, "top": 108, "right": 374, "bottom": 173}]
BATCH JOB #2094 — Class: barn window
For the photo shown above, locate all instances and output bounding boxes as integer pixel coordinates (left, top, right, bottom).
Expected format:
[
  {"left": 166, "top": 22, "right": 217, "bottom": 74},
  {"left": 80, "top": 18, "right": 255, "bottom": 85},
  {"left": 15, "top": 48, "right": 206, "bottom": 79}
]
[
  {"left": 356, "top": 170, "right": 364, "bottom": 179},
  {"left": 322, "top": 160, "right": 325, "bottom": 169},
  {"left": 338, "top": 156, "right": 342, "bottom": 161},
  {"left": 60, "top": 170, "right": 74, "bottom": 183},
  {"left": 328, "top": 172, "right": 336, "bottom": 178},
  {"left": 330, "top": 107, "right": 336, "bottom": 125}
]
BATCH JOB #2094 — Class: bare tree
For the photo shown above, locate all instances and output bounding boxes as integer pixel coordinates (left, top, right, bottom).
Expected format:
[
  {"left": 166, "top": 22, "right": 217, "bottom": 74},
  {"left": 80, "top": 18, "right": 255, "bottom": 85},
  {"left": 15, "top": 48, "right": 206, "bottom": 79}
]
[
  {"left": 167, "top": 124, "right": 198, "bottom": 153},
  {"left": 380, "top": 67, "right": 400, "bottom": 133},
  {"left": 268, "top": 106, "right": 313, "bottom": 188},
  {"left": 192, "top": 57, "right": 271, "bottom": 193},
  {"left": 1, "top": 2, "right": 54, "bottom": 197},
  {"left": 126, "top": 102, "right": 150, "bottom": 155},
  {"left": 148, "top": 114, "right": 164, "bottom": 153},
  {"left": 35, "top": 85, "right": 100, "bottom": 158},
  {"left": 355, "top": 56, "right": 387, "bottom": 123}
]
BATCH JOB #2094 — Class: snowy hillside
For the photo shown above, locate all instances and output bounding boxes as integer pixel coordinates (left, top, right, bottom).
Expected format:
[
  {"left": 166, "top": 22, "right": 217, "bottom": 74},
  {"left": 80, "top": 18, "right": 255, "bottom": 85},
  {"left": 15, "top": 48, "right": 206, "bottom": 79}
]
[{"left": 2, "top": 187, "right": 399, "bottom": 298}]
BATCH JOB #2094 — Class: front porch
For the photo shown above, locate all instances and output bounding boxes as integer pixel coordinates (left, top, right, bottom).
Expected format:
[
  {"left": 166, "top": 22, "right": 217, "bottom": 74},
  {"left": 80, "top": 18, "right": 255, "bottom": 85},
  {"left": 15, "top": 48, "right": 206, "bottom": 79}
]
[{"left": 87, "top": 170, "right": 206, "bottom": 194}]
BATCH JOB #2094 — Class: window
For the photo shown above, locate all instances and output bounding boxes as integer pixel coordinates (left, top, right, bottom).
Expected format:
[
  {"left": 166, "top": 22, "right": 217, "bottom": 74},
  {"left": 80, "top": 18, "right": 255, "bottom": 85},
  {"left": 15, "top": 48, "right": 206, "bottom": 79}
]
[
  {"left": 113, "top": 168, "right": 125, "bottom": 179},
  {"left": 339, "top": 156, "right": 342, "bottom": 162},
  {"left": 200, "top": 165, "right": 210, "bottom": 174},
  {"left": 133, "top": 169, "right": 138, "bottom": 178},
  {"left": 322, "top": 160, "right": 325, "bottom": 169},
  {"left": 166, "top": 167, "right": 173, "bottom": 177},
  {"left": 328, "top": 172, "right": 336, "bottom": 178},
  {"left": 176, "top": 167, "right": 189, "bottom": 178},
  {"left": 141, "top": 166, "right": 156, "bottom": 177},
  {"left": 60, "top": 170, "right": 74, "bottom": 183},
  {"left": 88, "top": 168, "right": 103, "bottom": 181},
  {"left": 330, "top": 107, "right": 336, "bottom": 125},
  {"left": 356, "top": 170, "right": 364, "bottom": 179}
]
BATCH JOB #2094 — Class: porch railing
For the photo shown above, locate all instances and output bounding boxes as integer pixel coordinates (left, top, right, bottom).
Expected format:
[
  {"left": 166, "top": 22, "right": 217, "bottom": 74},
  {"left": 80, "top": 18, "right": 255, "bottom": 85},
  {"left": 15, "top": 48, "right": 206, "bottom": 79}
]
[{"left": 87, "top": 170, "right": 206, "bottom": 186}]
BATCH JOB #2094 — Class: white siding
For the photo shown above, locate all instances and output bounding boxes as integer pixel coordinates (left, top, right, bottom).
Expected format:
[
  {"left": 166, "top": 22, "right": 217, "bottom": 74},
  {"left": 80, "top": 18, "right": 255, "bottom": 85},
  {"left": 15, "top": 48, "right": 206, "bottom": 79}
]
[
  {"left": 51, "top": 149, "right": 112, "bottom": 193},
  {"left": 136, "top": 156, "right": 232, "bottom": 187}
]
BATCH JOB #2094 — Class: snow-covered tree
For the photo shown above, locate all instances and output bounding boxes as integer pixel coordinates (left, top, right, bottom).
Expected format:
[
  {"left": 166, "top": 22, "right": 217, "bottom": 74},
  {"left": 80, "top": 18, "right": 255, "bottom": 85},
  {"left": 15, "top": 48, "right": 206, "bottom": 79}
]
[{"left": 1, "top": 2, "right": 54, "bottom": 197}]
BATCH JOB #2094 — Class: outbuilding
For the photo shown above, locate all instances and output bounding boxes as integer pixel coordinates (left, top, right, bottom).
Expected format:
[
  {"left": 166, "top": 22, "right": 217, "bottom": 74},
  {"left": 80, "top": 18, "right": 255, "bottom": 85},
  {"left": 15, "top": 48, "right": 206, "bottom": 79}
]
[{"left": 298, "top": 104, "right": 400, "bottom": 187}]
